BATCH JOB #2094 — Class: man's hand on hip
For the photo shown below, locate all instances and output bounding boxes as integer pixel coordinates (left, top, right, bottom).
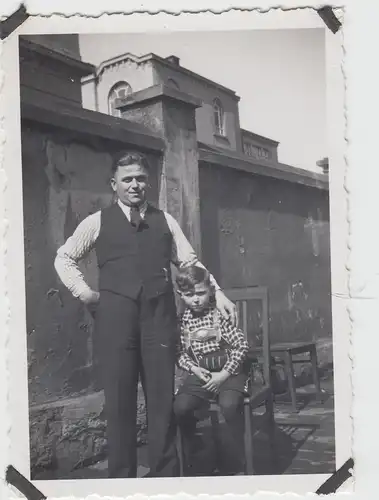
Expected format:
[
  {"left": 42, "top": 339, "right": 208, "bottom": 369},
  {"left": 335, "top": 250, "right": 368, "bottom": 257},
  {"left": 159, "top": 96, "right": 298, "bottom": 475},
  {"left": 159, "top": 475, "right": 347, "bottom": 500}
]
[
  {"left": 81, "top": 290, "right": 100, "bottom": 305},
  {"left": 81, "top": 290, "right": 100, "bottom": 319}
]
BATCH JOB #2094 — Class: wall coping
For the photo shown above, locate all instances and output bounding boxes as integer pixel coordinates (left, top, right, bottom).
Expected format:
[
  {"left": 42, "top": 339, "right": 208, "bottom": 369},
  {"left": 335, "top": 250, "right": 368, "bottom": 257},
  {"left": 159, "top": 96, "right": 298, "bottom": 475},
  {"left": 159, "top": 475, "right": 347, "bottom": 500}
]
[
  {"left": 198, "top": 143, "right": 329, "bottom": 190},
  {"left": 82, "top": 51, "right": 240, "bottom": 100},
  {"left": 19, "top": 37, "right": 95, "bottom": 77},
  {"left": 21, "top": 93, "right": 165, "bottom": 154},
  {"left": 116, "top": 84, "right": 203, "bottom": 111}
]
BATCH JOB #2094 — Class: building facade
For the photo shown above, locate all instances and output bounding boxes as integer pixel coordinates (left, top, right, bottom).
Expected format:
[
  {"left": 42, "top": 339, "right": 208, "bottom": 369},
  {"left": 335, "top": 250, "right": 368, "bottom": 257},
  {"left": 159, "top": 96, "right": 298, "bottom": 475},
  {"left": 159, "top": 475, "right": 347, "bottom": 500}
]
[{"left": 81, "top": 52, "right": 282, "bottom": 165}]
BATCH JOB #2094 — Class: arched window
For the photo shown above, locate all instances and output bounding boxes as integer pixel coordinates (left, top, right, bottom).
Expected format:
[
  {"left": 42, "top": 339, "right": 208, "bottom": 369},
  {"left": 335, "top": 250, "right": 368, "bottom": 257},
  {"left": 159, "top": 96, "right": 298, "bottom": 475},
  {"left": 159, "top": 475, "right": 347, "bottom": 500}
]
[
  {"left": 167, "top": 78, "right": 180, "bottom": 90},
  {"left": 108, "top": 81, "right": 132, "bottom": 117},
  {"left": 213, "top": 98, "right": 225, "bottom": 136}
]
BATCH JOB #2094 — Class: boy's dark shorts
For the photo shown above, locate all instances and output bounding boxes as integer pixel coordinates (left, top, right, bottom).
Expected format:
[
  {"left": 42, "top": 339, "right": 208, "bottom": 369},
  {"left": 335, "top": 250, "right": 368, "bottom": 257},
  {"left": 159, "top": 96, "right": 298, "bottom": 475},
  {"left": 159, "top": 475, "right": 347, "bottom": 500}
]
[{"left": 176, "top": 372, "right": 247, "bottom": 400}]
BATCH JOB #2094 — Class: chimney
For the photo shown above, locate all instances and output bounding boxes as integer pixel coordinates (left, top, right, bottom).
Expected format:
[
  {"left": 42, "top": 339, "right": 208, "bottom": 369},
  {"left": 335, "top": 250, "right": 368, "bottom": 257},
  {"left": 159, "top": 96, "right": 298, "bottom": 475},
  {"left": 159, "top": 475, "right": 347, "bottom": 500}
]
[
  {"left": 316, "top": 157, "right": 329, "bottom": 175},
  {"left": 165, "top": 55, "right": 180, "bottom": 66}
]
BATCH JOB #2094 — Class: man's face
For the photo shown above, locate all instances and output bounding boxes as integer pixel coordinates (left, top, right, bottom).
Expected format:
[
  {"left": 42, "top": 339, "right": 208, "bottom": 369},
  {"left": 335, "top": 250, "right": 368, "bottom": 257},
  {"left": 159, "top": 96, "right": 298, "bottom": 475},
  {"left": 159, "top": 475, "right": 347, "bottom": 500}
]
[
  {"left": 179, "top": 283, "right": 212, "bottom": 313},
  {"left": 111, "top": 163, "right": 148, "bottom": 206}
]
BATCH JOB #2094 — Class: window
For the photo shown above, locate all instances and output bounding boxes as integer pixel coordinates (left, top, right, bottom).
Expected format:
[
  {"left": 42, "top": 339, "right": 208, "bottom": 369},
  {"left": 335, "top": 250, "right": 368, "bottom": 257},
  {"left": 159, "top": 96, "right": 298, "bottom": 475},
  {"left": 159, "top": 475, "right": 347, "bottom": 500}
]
[
  {"left": 243, "top": 140, "right": 270, "bottom": 160},
  {"left": 213, "top": 98, "right": 225, "bottom": 136},
  {"left": 108, "top": 81, "right": 132, "bottom": 117}
]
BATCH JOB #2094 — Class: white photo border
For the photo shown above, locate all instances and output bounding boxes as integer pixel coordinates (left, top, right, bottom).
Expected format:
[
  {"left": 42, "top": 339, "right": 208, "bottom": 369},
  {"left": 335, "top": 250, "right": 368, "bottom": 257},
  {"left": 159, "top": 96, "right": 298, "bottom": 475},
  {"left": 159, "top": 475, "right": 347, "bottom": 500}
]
[{"left": 0, "top": 2, "right": 357, "bottom": 498}]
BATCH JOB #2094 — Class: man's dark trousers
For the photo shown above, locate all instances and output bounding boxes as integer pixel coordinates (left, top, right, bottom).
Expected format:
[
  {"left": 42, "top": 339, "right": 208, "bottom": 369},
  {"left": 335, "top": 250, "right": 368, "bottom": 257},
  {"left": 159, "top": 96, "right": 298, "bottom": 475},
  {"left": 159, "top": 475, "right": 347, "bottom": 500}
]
[{"left": 95, "top": 288, "right": 179, "bottom": 478}]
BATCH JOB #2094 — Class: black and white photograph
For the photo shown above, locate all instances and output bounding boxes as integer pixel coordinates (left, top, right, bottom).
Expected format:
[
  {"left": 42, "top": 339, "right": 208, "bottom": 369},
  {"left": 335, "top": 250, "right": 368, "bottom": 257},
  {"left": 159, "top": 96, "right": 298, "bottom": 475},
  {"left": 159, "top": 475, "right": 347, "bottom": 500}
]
[{"left": 1, "top": 6, "right": 352, "bottom": 497}]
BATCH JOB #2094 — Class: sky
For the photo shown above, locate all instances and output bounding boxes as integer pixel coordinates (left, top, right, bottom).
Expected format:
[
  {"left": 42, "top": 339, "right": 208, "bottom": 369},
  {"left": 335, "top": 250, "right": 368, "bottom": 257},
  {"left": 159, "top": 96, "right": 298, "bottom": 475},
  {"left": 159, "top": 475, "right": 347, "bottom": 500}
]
[{"left": 80, "top": 28, "right": 326, "bottom": 172}]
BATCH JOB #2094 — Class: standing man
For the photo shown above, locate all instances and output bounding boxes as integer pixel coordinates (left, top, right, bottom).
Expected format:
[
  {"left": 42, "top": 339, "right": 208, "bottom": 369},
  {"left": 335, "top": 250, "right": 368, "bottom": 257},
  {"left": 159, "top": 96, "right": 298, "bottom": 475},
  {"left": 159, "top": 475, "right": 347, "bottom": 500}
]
[{"left": 55, "top": 151, "right": 236, "bottom": 479}]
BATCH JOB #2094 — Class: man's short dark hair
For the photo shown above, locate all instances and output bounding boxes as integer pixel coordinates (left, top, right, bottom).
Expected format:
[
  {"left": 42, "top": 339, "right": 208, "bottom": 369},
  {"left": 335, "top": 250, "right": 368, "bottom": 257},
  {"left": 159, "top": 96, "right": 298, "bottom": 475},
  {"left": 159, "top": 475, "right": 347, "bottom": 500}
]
[
  {"left": 176, "top": 265, "right": 213, "bottom": 294},
  {"left": 112, "top": 151, "right": 150, "bottom": 176}
]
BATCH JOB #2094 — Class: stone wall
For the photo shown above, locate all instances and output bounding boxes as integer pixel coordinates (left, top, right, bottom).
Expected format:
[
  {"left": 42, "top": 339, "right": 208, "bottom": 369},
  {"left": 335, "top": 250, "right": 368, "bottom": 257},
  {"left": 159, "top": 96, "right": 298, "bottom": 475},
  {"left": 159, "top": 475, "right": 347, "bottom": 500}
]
[
  {"left": 23, "top": 125, "right": 110, "bottom": 405},
  {"left": 23, "top": 122, "right": 161, "bottom": 478},
  {"left": 23, "top": 124, "right": 160, "bottom": 406},
  {"left": 199, "top": 161, "right": 332, "bottom": 345},
  {"left": 29, "top": 389, "right": 149, "bottom": 479}
]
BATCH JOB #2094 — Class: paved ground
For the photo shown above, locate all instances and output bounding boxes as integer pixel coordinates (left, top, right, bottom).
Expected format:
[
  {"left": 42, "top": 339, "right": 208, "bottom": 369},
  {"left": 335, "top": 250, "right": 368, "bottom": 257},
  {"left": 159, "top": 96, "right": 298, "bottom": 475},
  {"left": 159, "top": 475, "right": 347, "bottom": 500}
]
[
  {"left": 265, "top": 378, "right": 335, "bottom": 475},
  {"left": 73, "top": 376, "right": 335, "bottom": 478}
]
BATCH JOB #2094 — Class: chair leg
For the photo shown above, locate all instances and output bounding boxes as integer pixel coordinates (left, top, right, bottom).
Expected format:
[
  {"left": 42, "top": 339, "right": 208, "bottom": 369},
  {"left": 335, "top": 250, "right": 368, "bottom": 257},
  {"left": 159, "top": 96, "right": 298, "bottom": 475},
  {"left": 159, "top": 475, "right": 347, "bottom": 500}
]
[
  {"left": 265, "top": 396, "right": 278, "bottom": 473},
  {"left": 177, "top": 426, "right": 186, "bottom": 477},
  {"left": 210, "top": 411, "right": 221, "bottom": 472},
  {"left": 284, "top": 351, "right": 297, "bottom": 412},
  {"left": 310, "top": 345, "right": 321, "bottom": 394},
  {"left": 244, "top": 403, "right": 254, "bottom": 475}
]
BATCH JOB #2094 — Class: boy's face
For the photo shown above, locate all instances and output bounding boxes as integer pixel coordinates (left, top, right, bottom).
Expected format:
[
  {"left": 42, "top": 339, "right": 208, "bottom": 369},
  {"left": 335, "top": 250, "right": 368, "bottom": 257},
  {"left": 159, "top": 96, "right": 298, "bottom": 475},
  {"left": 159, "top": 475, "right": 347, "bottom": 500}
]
[{"left": 179, "top": 282, "right": 212, "bottom": 312}]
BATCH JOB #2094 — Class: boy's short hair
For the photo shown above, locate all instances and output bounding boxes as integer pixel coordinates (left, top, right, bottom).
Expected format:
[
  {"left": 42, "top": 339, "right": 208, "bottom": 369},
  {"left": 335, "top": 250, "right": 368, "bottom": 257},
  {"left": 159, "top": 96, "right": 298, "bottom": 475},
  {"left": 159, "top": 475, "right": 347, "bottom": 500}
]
[
  {"left": 176, "top": 265, "right": 213, "bottom": 294},
  {"left": 112, "top": 151, "right": 150, "bottom": 175}
]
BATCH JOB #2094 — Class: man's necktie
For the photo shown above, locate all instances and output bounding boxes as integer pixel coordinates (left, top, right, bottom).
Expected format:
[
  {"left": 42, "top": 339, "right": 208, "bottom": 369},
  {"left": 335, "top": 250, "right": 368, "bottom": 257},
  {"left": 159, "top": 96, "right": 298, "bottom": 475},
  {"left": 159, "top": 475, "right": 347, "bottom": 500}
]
[{"left": 130, "top": 205, "right": 142, "bottom": 228}]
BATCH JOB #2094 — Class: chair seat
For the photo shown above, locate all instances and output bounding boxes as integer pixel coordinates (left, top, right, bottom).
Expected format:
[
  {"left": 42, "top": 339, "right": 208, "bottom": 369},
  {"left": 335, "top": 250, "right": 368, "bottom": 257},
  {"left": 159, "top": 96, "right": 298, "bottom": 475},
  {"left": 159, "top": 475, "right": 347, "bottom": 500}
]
[{"left": 270, "top": 341, "right": 316, "bottom": 352}]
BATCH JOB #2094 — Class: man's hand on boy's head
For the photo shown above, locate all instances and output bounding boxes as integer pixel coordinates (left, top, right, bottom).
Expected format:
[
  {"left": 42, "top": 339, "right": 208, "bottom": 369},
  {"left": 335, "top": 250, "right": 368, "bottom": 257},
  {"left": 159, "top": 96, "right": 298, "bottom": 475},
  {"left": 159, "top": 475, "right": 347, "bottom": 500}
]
[{"left": 215, "top": 290, "right": 238, "bottom": 326}]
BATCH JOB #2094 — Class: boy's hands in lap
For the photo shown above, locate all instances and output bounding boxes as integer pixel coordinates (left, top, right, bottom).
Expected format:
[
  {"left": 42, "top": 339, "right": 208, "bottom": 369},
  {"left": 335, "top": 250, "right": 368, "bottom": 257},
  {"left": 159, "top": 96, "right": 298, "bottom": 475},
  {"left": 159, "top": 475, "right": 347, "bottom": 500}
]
[
  {"left": 191, "top": 366, "right": 212, "bottom": 383},
  {"left": 203, "top": 369, "right": 231, "bottom": 393}
]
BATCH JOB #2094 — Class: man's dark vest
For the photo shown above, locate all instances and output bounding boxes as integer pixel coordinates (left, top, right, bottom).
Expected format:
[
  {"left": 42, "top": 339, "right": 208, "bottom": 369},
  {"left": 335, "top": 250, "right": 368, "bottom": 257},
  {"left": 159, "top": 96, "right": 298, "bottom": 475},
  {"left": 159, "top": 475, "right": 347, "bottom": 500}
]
[{"left": 95, "top": 203, "right": 173, "bottom": 300}]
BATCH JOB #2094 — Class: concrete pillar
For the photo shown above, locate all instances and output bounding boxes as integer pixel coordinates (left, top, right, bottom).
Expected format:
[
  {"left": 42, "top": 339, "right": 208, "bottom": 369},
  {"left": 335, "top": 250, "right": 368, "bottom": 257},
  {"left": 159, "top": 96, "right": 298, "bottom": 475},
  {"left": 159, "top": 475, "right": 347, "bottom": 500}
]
[{"left": 117, "top": 84, "right": 202, "bottom": 256}]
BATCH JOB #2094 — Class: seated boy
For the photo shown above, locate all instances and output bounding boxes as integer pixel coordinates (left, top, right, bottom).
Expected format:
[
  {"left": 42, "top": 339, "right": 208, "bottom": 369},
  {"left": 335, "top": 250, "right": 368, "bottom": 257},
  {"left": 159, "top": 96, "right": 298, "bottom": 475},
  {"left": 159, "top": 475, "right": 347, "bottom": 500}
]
[{"left": 174, "top": 265, "right": 249, "bottom": 475}]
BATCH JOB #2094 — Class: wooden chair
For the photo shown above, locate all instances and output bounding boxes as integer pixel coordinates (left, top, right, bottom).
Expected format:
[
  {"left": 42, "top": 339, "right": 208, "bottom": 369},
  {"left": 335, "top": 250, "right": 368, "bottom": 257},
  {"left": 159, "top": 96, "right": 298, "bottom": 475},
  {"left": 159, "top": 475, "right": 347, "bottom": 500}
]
[
  {"left": 269, "top": 341, "right": 322, "bottom": 413},
  {"left": 177, "top": 286, "right": 277, "bottom": 476}
]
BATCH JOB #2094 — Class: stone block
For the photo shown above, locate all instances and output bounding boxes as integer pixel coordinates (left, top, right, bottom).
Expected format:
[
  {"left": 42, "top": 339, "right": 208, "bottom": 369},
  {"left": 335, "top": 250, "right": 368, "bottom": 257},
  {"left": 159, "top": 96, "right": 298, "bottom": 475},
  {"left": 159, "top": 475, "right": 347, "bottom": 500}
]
[
  {"left": 30, "top": 388, "right": 149, "bottom": 479},
  {"left": 30, "top": 406, "right": 61, "bottom": 475}
]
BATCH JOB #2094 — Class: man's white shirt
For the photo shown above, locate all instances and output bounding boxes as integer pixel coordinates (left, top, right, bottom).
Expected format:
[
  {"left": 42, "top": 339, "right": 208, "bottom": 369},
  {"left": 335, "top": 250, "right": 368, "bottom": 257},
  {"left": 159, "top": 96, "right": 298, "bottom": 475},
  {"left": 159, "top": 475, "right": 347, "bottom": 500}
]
[{"left": 55, "top": 200, "right": 220, "bottom": 302}]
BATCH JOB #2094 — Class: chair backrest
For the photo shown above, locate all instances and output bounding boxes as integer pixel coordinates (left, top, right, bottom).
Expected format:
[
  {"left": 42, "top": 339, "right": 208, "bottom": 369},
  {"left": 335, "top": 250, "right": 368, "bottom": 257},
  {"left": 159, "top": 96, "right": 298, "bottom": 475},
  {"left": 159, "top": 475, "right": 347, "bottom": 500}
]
[{"left": 224, "top": 286, "right": 271, "bottom": 388}]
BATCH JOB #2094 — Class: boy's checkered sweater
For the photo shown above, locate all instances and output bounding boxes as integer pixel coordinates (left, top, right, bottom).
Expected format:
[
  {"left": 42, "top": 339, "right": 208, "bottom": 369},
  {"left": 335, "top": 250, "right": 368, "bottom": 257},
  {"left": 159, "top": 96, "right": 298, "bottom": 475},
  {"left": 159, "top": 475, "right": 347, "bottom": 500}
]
[{"left": 176, "top": 306, "right": 249, "bottom": 375}]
